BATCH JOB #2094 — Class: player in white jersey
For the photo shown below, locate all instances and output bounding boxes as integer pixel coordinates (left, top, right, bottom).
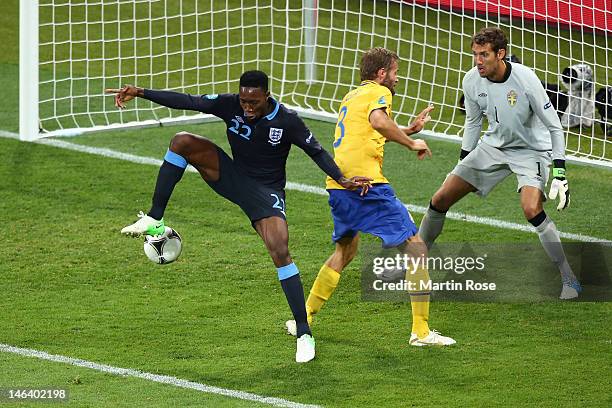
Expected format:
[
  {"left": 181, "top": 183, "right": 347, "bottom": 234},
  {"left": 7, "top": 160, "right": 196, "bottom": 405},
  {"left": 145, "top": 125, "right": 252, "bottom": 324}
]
[{"left": 419, "top": 27, "right": 582, "bottom": 300}]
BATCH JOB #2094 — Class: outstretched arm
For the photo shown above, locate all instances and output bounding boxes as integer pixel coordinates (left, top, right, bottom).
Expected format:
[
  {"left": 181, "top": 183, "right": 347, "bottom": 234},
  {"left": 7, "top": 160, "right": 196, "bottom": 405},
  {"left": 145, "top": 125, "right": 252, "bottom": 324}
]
[
  {"left": 369, "top": 107, "right": 432, "bottom": 160},
  {"left": 399, "top": 105, "right": 435, "bottom": 136},
  {"left": 104, "top": 85, "right": 211, "bottom": 111},
  {"left": 291, "top": 118, "right": 372, "bottom": 195},
  {"left": 309, "top": 149, "right": 372, "bottom": 194}
]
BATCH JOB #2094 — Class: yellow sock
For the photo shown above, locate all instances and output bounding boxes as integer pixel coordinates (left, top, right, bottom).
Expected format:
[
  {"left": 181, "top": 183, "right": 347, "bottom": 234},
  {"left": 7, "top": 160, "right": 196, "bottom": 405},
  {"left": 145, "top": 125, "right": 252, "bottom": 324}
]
[
  {"left": 407, "top": 267, "right": 430, "bottom": 339},
  {"left": 306, "top": 264, "right": 341, "bottom": 322}
]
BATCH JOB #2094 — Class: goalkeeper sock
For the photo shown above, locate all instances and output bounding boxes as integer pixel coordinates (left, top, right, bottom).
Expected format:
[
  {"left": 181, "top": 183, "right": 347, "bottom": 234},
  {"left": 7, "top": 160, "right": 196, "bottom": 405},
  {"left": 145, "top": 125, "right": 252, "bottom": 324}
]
[
  {"left": 148, "top": 150, "right": 187, "bottom": 220},
  {"left": 407, "top": 267, "right": 431, "bottom": 339},
  {"left": 529, "top": 211, "right": 577, "bottom": 284},
  {"left": 306, "top": 264, "right": 341, "bottom": 321},
  {"left": 278, "top": 263, "right": 311, "bottom": 338},
  {"left": 419, "top": 201, "right": 447, "bottom": 249}
]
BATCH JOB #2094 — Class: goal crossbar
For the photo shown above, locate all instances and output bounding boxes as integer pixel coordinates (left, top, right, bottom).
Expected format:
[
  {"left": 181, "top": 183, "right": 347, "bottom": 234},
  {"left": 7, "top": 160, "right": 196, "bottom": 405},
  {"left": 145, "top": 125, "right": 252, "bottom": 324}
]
[{"left": 19, "top": 0, "right": 612, "bottom": 168}]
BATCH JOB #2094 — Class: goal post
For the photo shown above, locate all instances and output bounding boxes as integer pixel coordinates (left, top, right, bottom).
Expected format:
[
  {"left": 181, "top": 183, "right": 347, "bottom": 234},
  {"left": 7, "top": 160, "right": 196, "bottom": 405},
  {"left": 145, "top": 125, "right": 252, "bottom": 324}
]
[
  {"left": 19, "top": 0, "right": 39, "bottom": 142},
  {"left": 20, "top": 0, "right": 612, "bottom": 168},
  {"left": 303, "top": 0, "right": 318, "bottom": 85}
]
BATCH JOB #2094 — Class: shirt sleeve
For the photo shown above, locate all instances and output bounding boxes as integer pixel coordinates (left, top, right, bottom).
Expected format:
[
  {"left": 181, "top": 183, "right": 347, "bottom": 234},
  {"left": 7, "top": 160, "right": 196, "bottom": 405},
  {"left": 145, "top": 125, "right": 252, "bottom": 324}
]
[
  {"left": 524, "top": 72, "right": 566, "bottom": 160},
  {"left": 367, "top": 88, "right": 392, "bottom": 117},
  {"left": 461, "top": 73, "right": 483, "bottom": 152},
  {"left": 289, "top": 114, "right": 343, "bottom": 181},
  {"left": 142, "top": 90, "right": 235, "bottom": 118},
  {"left": 289, "top": 114, "right": 324, "bottom": 156}
]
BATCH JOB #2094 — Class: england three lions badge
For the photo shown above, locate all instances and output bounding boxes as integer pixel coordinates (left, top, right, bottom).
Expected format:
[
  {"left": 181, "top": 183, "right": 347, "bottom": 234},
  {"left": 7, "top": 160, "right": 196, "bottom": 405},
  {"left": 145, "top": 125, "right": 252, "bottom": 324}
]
[{"left": 268, "top": 128, "right": 283, "bottom": 145}]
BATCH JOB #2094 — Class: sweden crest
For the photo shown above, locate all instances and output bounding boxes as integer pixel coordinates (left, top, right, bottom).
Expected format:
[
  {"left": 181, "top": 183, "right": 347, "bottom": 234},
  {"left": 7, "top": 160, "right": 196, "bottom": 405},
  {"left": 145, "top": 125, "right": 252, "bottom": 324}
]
[{"left": 507, "top": 90, "right": 518, "bottom": 106}]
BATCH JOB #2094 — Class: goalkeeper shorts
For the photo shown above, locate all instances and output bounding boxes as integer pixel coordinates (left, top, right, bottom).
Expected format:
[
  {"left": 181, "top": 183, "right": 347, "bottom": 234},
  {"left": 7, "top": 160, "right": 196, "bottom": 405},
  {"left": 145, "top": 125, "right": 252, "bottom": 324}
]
[{"left": 452, "top": 143, "right": 552, "bottom": 197}]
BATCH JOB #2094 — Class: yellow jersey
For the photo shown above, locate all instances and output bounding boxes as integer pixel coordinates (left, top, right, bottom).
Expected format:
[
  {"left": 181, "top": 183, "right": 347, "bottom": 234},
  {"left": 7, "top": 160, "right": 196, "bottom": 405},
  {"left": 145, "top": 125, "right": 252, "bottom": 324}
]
[{"left": 326, "top": 80, "right": 392, "bottom": 189}]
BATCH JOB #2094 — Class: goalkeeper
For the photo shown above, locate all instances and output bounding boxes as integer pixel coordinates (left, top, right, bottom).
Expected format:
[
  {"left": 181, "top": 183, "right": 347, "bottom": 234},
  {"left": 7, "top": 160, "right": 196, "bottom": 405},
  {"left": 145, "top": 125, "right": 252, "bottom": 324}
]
[{"left": 419, "top": 27, "right": 581, "bottom": 299}]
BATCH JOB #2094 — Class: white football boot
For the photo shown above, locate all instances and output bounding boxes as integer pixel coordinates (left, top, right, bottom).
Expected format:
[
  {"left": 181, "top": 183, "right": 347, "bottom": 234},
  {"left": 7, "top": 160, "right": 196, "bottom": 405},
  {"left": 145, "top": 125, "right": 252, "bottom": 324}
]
[
  {"left": 121, "top": 211, "right": 165, "bottom": 236},
  {"left": 285, "top": 320, "right": 297, "bottom": 337},
  {"left": 286, "top": 314, "right": 314, "bottom": 337},
  {"left": 296, "top": 334, "right": 315, "bottom": 363},
  {"left": 378, "top": 266, "right": 407, "bottom": 282},
  {"left": 409, "top": 330, "right": 456, "bottom": 347},
  {"left": 559, "top": 281, "right": 582, "bottom": 300}
]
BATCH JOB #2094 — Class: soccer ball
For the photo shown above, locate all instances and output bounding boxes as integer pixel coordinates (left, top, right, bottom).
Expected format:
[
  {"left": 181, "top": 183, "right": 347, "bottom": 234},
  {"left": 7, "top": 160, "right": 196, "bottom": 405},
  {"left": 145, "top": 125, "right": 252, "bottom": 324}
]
[{"left": 143, "top": 227, "right": 183, "bottom": 264}]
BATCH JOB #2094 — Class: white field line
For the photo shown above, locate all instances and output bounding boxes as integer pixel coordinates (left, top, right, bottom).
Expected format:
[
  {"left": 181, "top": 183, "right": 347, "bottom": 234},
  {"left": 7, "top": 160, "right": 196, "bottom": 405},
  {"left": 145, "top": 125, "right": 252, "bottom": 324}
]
[
  {"left": 1, "top": 130, "right": 610, "bottom": 244},
  {"left": 0, "top": 344, "right": 321, "bottom": 408},
  {"left": 288, "top": 184, "right": 610, "bottom": 245}
]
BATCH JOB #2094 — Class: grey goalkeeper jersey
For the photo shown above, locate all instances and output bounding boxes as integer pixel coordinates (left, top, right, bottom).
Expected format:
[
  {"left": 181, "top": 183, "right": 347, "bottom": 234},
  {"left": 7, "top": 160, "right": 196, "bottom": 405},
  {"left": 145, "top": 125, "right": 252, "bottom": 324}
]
[{"left": 462, "top": 62, "right": 565, "bottom": 160}]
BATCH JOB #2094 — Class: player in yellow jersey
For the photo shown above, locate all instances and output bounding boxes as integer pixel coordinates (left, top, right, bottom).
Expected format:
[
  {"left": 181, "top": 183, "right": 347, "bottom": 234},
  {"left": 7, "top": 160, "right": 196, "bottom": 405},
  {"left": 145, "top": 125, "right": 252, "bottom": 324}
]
[{"left": 286, "top": 48, "right": 455, "bottom": 346}]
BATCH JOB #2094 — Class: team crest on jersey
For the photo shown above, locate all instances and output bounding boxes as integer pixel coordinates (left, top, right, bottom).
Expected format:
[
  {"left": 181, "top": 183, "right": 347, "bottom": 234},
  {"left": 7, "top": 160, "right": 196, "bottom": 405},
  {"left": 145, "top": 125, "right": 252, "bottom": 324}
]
[
  {"left": 507, "top": 90, "right": 518, "bottom": 106},
  {"left": 268, "top": 128, "right": 284, "bottom": 145}
]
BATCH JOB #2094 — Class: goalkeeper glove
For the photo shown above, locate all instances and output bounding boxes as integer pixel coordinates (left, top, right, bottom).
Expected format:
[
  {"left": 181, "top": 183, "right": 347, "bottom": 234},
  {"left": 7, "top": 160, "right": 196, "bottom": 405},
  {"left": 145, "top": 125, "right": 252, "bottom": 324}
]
[{"left": 548, "top": 160, "right": 570, "bottom": 211}]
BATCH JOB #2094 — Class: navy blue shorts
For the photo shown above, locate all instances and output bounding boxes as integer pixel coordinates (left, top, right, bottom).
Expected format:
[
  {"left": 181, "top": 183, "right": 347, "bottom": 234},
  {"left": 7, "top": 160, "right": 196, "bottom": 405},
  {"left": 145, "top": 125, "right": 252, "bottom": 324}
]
[
  {"left": 206, "top": 147, "right": 286, "bottom": 223},
  {"left": 328, "top": 184, "right": 417, "bottom": 248}
]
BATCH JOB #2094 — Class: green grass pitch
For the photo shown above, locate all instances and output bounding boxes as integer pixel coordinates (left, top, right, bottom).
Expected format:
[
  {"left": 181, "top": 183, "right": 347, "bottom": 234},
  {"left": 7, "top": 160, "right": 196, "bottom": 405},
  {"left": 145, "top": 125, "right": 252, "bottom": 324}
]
[{"left": 1, "top": 0, "right": 611, "bottom": 407}]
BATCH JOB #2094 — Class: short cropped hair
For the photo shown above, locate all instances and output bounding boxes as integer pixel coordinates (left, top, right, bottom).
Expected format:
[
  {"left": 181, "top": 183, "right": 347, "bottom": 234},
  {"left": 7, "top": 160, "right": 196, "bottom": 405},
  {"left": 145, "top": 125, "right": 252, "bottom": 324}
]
[
  {"left": 360, "top": 47, "right": 399, "bottom": 81},
  {"left": 472, "top": 27, "right": 508, "bottom": 54},
  {"left": 240, "top": 70, "right": 269, "bottom": 91}
]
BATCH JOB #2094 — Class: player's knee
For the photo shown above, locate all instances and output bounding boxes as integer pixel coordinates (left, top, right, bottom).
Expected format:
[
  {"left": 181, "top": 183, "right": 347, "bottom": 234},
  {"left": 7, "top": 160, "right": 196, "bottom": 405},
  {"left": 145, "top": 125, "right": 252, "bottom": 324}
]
[
  {"left": 431, "top": 189, "right": 451, "bottom": 212},
  {"left": 169, "top": 132, "right": 194, "bottom": 155},
  {"left": 411, "top": 240, "right": 428, "bottom": 259},
  {"left": 326, "top": 248, "right": 351, "bottom": 271},
  {"left": 269, "top": 244, "right": 291, "bottom": 266},
  {"left": 342, "top": 246, "right": 358, "bottom": 265},
  {"left": 522, "top": 203, "right": 541, "bottom": 220}
]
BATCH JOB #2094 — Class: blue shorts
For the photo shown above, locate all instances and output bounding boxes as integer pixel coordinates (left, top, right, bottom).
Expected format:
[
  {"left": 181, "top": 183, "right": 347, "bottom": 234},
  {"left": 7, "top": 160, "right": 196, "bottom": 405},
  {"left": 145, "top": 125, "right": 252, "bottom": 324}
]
[
  {"left": 206, "top": 147, "right": 286, "bottom": 224},
  {"left": 328, "top": 184, "right": 418, "bottom": 248}
]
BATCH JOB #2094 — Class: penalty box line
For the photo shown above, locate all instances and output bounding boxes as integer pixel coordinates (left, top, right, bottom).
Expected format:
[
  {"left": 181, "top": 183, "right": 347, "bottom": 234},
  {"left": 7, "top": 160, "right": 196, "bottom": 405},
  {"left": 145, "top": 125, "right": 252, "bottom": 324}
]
[
  {"left": 0, "top": 343, "right": 321, "bottom": 408},
  {"left": 1, "top": 129, "right": 610, "bottom": 245}
]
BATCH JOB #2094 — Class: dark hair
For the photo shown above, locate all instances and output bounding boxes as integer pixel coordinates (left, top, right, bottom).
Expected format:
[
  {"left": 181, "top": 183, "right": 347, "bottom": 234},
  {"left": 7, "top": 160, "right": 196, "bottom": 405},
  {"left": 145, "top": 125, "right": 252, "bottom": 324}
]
[
  {"left": 472, "top": 27, "right": 508, "bottom": 54},
  {"left": 239, "top": 70, "right": 269, "bottom": 91},
  {"left": 360, "top": 47, "right": 399, "bottom": 81}
]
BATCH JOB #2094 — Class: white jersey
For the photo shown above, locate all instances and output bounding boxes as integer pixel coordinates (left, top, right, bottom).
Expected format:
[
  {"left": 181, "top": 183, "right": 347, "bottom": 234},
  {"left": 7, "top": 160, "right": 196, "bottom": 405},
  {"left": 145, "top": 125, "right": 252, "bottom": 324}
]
[{"left": 462, "top": 62, "right": 565, "bottom": 160}]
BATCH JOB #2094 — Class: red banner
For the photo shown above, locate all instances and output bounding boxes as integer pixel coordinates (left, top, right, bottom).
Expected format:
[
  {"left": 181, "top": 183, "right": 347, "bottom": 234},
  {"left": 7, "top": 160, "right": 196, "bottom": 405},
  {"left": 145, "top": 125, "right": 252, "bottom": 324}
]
[{"left": 411, "top": 0, "right": 611, "bottom": 33}]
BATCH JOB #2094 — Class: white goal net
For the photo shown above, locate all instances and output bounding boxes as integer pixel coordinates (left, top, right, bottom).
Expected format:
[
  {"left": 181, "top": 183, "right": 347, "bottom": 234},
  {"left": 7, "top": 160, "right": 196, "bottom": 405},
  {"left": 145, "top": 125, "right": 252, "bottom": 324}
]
[{"left": 21, "top": 0, "right": 612, "bottom": 167}]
